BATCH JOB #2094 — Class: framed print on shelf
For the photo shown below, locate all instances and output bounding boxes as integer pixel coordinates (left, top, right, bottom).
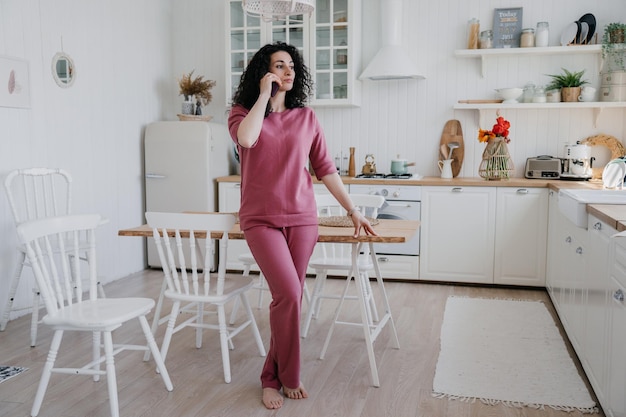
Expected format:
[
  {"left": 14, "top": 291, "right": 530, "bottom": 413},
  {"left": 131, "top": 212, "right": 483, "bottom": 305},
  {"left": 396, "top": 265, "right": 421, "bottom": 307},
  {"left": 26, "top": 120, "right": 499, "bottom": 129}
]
[
  {"left": 492, "top": 7, "right": 523, "bottom": 48},
  {"left": 0, "top": 56, "right": 31, "bottom": 109}
]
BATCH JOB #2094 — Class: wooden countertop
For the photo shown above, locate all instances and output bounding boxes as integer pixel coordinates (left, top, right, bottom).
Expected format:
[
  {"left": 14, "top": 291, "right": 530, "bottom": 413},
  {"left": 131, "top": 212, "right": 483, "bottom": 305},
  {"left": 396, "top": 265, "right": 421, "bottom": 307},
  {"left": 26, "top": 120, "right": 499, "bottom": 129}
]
[
  {"left": 119, "top": 219, "right": 419, "bottom": 244},
  {"left": 587, "top": 204, "right": 626, "bottom": 232},
  {"left": 216, "top": 175, "right": 605, "bottom": 190}
]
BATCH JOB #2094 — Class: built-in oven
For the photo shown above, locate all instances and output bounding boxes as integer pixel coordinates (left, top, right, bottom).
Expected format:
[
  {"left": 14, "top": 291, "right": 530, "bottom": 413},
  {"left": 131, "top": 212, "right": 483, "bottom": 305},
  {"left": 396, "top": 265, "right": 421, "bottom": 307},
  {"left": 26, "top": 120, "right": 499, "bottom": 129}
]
[{"left": 350, "top": 184, "right": 421, "bottom": 280}]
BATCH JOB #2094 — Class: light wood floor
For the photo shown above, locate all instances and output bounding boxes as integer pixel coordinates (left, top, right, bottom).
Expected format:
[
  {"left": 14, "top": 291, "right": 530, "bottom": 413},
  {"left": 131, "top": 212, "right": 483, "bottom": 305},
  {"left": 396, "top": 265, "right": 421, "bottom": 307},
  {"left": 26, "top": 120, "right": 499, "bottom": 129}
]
[{"left": 0, "top": 270, "right": 604, "bottom": 417}]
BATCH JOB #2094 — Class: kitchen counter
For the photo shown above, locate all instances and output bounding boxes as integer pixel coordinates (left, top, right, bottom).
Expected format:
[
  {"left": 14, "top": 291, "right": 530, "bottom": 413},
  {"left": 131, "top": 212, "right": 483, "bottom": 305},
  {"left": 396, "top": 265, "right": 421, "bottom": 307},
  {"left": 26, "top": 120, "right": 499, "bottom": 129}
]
[
  {"left": 216, "top": 175, "right": 606, "bottom": 189},
  {"left": 588, "top": 204, "right": 626, "bottom": 232}
]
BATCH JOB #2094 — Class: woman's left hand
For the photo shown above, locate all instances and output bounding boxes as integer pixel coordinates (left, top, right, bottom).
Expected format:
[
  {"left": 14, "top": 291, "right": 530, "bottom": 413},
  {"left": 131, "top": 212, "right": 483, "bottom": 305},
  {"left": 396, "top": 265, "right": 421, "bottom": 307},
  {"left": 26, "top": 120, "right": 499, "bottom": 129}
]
[{"left": 350, "top": 211, "right": 378, "bottom": 238}]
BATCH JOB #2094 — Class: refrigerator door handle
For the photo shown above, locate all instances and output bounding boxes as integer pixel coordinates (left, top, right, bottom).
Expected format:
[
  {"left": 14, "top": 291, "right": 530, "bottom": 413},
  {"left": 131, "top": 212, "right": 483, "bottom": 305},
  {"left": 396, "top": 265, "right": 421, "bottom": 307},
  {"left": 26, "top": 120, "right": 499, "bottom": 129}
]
[{"left": 145, "top": 173, "right": 166, "bottom": 179}]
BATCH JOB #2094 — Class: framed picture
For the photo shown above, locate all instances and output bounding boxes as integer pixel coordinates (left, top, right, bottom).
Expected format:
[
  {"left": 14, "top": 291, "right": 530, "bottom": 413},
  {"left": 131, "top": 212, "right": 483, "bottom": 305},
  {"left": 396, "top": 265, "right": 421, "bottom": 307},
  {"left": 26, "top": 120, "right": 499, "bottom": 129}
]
[
  {"left": 492, "top": 7, "right": 523, "bottom": 48},
  {"left": 0, "top": 55, "right": 31, "bottom": 109}
]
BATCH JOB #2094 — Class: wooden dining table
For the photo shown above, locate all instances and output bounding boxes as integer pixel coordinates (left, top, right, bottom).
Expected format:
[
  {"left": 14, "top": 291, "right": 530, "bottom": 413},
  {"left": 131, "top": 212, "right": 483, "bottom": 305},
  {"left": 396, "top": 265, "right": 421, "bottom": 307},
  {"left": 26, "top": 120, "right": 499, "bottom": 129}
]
[{"left": 118, "top": 217, "right": 420, "bottom": 387}]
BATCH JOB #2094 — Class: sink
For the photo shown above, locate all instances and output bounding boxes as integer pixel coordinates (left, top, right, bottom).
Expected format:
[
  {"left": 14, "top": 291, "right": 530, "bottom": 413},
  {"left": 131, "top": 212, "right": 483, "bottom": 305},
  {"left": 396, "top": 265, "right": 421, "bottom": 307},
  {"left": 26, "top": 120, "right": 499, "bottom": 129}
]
[{"left": 558, "top": 188, "right": 626, "bottom": 228}]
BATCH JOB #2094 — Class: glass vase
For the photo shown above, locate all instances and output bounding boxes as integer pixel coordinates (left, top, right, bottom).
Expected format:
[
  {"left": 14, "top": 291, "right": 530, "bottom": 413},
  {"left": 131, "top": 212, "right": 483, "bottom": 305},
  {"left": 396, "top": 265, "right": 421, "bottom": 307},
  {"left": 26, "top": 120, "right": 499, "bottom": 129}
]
[{"left": 478, "top": 137, "right": 514, "bottom": 180}]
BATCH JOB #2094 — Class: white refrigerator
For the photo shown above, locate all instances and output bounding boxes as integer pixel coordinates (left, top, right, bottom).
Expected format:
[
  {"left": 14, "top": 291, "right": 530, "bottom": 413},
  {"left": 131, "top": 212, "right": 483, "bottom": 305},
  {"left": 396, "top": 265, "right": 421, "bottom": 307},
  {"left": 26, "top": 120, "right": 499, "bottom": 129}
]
[{"left": 144, "top": 121, "right": 232, "bottom": 267}]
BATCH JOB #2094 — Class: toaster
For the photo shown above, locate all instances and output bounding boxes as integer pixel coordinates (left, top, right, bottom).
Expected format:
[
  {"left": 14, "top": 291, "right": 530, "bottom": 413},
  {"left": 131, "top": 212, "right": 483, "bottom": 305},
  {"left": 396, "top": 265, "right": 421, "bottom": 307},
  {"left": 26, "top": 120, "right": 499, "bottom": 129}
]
[{"left": 525, "top": 156, "right": 561, "bottom": 179}]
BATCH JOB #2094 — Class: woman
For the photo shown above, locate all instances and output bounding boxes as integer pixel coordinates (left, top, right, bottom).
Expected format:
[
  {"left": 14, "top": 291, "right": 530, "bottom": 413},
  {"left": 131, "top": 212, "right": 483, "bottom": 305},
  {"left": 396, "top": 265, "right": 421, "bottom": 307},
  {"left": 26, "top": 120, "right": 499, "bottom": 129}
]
[{"left": 228, "top": 42, "right": 376, "bottom": 410}]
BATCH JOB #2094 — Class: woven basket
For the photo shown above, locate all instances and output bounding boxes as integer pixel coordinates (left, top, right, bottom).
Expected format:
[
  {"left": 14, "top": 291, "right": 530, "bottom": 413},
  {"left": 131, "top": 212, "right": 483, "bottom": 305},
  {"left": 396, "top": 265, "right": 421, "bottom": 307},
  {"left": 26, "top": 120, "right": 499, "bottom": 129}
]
[
  {"left": 177, "top": 114, "right": 213, "bottom": 122},
  {"left": 318, "top": 216, "right": 379, "bottom": 227}
]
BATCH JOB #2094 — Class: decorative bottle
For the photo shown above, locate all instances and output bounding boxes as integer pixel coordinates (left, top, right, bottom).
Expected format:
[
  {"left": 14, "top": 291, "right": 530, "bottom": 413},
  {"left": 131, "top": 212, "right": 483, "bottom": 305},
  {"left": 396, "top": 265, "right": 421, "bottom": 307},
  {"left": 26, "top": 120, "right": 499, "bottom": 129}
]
[{"left": 348, "top": 147, "right": 356, "bottom": 177}]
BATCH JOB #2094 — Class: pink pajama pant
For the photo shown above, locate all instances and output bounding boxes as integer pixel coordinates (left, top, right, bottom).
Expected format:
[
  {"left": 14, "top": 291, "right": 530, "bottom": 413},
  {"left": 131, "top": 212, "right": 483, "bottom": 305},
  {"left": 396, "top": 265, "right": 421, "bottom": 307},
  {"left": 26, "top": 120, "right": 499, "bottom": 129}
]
[{"left": 244, "top": 224, "right": 318, "bottom": 391}]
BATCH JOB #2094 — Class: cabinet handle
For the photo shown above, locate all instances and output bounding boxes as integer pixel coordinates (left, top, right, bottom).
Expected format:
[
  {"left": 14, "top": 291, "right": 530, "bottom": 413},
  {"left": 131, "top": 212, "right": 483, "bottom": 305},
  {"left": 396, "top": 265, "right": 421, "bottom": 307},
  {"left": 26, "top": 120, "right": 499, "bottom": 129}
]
[
  {"left": 377, "top": 256, "right": 390, "bottom": 263},
  {"left": 614, "top": 289, "right": 624, "bottom": 302},
  {"left": 451, "top": 187, "right": 463, "bottom": 193},
  {"left": 593, "top": 222, "right": 602, "bottom": 230},
  {"left": 565, "top": 236, "right": 572, "bottom": 243},
  {"left": 576, "top": 246, "right": 583, "bottom": 255},
  {"left": 145, "top": 173, "right": 166, "bottom": 179},
  {"left": 516, "top": 188, "right": 529, "bottom": 194}
]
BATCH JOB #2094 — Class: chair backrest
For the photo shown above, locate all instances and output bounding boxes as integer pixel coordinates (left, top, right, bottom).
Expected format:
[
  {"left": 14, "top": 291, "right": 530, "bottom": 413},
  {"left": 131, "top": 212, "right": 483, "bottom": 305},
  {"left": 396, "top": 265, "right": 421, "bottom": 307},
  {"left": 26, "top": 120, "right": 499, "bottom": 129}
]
[
  {"left": 146, "top": 212, "right": 237, "bottom": 297},
  {"left": 315, "top": 193, "right": 385, "bottom": 260},
  {"left": 16, "top": 214, "right": 101, "bottom": 315},
  {"left": 4, "top": 168, "right": 73, "bottom": 225}
]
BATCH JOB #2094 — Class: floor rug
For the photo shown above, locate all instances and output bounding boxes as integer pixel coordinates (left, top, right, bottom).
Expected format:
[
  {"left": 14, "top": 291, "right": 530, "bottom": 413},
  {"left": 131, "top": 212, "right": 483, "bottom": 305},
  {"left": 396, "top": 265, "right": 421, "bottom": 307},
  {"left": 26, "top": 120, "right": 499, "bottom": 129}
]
[
  {"left": 432, "top": 296, "right": 598, "bottom": 413},
  {"left": 0, "top": 366, "right": 28, "bottom": 384}
]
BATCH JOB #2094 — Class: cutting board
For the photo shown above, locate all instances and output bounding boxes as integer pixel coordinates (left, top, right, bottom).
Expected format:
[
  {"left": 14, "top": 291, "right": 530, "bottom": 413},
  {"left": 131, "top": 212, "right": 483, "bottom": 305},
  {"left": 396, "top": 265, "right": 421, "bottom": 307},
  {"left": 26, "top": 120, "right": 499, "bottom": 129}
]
[{"left": 439, "top": 120, "right": 464, "bottom": 178}]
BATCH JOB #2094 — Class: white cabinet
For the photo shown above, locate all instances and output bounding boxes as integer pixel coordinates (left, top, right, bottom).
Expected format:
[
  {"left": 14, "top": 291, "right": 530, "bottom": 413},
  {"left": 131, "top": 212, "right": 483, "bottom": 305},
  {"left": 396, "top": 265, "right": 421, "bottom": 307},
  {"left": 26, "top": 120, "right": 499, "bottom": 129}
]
[
  {"left": 421, "top": 185, "right": 547, "bottom": 285},
  {"left": 218, "top": 181, "right": 254, "bottom": 271},
  {"left": 607, "top": 235, "right": 626, "bottom": 417},
  {"left": 583, "top": 214, "right": 613, "bottom": 411},
  {"left": 226, "top": 0, "right": 361, "bottom": 106},
  {"left": 420, "top": 186, "right": 496, "bottom": 284},
  {"left": 494, "top": 187, "right": 548, "bottom": 287}
]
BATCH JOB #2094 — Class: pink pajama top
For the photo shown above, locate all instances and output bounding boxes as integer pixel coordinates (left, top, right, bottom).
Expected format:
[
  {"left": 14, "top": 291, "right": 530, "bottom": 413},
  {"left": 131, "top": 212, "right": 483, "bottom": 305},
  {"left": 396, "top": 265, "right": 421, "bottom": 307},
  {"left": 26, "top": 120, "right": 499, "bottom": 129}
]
[{"left": 228, "top": 105, "right": 337, "bottom": 231}]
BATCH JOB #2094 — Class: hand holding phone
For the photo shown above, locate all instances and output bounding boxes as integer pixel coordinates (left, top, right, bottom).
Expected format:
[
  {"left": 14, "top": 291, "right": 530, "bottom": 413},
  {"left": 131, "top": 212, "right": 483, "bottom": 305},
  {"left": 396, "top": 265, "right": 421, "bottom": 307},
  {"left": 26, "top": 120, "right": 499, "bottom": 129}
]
[{"left": 271, "top": 82, "right": 279, "bottom": 97}]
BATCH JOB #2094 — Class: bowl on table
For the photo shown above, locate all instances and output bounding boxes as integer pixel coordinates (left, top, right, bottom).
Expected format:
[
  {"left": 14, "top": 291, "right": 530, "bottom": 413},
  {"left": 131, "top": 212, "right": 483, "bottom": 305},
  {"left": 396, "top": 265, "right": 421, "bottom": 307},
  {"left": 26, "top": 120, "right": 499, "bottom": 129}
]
[{"left": 495, "top": 88, "right": 523, "bottom": 104}]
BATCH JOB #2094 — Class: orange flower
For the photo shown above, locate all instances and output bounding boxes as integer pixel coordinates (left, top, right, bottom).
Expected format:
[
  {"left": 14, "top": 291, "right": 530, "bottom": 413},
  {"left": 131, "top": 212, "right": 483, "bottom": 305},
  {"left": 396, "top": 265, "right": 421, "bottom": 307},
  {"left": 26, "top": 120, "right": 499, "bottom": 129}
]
[{"left": 477, "top": 113, "right": 511, "bottom": 144}]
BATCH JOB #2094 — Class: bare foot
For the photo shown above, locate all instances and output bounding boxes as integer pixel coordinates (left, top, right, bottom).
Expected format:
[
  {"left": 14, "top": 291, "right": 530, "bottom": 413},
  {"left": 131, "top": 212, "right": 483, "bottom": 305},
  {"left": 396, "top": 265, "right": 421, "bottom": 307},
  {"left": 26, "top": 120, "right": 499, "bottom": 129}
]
[
  {"left": 262, "top": 387, "right": 284, "bottom": 409},
  {"left": 283, "top": 382, "right": 308, "bottom": 400}
]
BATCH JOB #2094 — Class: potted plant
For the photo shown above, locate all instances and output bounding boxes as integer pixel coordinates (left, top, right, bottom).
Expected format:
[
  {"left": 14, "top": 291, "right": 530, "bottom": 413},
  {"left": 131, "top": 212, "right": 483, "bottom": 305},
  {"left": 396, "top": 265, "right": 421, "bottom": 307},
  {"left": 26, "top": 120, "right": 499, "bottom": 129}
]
[
  {"left": 602, "top": 22, "right": 626, "bottom": 71},
  {"left": 545, "top": 68, "right": 589, "bottom": 102},
  {"left": 178, "top": 70, "right": 216, "bottom": 116}
]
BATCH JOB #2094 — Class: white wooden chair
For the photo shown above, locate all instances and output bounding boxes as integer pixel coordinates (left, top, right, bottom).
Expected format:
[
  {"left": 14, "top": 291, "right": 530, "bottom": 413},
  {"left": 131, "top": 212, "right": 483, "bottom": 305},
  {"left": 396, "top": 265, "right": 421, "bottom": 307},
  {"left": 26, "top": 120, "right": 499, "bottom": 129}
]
[
  {"left": 17, "top": 214, "right": 172, "bottom": 417},
  {"left": 1, "top": 168, "right": 105, "bottom": 346},
  {"left": 301, "top": 193, "right": 385, "bottom": 338},
  {"left": 146, "top": 211, "right": 266, "bottom": 383}
]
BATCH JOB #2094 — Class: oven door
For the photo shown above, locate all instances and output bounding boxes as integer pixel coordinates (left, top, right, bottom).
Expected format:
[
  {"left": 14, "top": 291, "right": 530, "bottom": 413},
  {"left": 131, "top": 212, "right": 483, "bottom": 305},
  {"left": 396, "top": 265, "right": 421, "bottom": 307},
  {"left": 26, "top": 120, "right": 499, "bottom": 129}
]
[{"left": 375, "top": 201, "right": 420, "bottom": 255}]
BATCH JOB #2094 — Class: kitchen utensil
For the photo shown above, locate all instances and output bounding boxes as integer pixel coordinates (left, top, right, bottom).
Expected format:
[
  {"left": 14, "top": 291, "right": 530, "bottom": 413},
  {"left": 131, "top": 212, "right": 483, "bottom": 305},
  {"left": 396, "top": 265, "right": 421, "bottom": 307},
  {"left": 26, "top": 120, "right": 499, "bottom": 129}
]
[
  {"left": 438, "top": 159, "right": 453, "bottom": 179},
  {"left": 457, "top": 99, "right": 504, "bottom": 104},
  {"left": 391, "top": 155, "right": 416, "bottom": 175},
  {"left": 439, "top": 120, "right": 464, "bottom": 178},
  {"left": 578, "top": 13, "right": 596, "bottom": 44},
  {"left": 560, "top": 21, "right": 579, "bottom": 45},
  {"left": 602, "top": 158, "right": 626, "bottom": 188},
  {"left": 495, "top": 87, "right": 523, "bottom": 104},
  {"left": 440, "top": 144, "right": 449, "bottom": 160},
  {"left": 447, "top": 142, "right": 460, "bottom": 160}
]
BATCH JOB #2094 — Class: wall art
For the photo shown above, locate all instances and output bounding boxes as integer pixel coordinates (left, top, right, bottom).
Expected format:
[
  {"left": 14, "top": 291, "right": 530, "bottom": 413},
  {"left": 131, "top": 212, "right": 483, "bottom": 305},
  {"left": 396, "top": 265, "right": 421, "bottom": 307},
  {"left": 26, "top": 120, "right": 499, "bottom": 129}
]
[
  {"left": 0, "top": 56, "right": 31, "bottom": 108},
  {"left": 492, "top": 7, "right": 523, "bottom": 48}
]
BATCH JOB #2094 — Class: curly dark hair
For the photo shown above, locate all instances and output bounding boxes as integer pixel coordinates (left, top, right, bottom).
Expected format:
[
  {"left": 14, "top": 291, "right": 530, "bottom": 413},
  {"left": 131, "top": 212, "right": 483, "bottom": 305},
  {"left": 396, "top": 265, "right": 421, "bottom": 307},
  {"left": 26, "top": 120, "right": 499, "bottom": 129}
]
[{"left": 231, "top": 42, "right": 313, "bottom": 116}]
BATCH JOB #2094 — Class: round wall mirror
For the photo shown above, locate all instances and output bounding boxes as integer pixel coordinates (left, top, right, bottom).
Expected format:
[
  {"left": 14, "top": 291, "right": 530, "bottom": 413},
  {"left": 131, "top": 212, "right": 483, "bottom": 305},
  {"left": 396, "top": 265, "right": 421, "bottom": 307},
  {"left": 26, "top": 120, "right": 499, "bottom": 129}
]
[{"left": 52, "top": 52, "right": 75, "bottom": 88}]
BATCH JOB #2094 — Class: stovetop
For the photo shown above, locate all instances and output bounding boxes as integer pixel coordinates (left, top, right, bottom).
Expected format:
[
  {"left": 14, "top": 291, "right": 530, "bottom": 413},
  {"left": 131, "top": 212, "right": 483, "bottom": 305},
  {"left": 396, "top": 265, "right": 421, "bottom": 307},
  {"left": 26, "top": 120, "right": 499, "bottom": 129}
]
[{"left": 355, "top": 173, "right": 414, "bottom": 179}]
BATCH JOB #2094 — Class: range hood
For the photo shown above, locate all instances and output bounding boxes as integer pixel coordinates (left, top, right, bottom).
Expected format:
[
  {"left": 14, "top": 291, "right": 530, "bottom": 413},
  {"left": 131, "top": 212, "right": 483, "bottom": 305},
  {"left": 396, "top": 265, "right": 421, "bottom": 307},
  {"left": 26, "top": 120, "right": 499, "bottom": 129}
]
[{"left": 359, "top": 0, "right": 424, "bottom": 81}]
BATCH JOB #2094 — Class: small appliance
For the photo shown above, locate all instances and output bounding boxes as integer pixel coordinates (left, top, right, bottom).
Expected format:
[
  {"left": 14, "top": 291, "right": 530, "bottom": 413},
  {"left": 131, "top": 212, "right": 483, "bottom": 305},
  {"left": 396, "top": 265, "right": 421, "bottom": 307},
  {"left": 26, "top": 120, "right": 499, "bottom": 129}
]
[
  {"left": 524, "top": 155, "right": 561, "bottom": 179},
  {"left": 561, "top": 143, "right": 593, "bottom": 180}
]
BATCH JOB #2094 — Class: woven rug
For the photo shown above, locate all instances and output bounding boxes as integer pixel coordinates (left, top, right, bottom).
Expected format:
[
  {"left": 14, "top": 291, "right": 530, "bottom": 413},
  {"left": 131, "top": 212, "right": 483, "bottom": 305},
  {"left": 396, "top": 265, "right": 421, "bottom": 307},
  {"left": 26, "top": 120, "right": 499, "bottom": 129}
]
[
  {"left": 0, "top": 366, "right": 27, "bottom": 384},
  {"left": 432, "top": 297, "right": 598, "bottom": 413}
]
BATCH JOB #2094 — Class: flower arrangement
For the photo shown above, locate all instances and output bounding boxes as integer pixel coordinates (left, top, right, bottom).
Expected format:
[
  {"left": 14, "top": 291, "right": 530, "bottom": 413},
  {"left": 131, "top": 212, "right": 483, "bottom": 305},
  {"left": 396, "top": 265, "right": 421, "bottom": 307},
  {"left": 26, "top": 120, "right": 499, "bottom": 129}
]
[
  {"left": 478, "top": 112, "right": 514, "bottom": 180},
  {"left": 178, "top": 70, "right": 216, "bottom": 106},
  {"left": 478, "top": 112, "right": 511, "bottom": 144}
]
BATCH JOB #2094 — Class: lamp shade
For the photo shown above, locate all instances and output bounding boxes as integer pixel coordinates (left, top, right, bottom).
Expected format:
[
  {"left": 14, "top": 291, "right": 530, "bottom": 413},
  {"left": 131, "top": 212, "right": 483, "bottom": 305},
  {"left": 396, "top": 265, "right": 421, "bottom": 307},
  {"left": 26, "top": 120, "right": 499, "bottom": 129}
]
[{"left": 242, "top": 0, "right": 315, "bottom": 22}]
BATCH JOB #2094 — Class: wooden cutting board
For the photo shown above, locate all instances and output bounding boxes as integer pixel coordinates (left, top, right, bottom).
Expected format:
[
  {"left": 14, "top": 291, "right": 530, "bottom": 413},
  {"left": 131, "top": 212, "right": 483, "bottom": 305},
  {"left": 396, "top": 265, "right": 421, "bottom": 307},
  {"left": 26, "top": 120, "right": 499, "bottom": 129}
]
[{"left": 439, "top": 120, "right": 464, "bottom": 178}]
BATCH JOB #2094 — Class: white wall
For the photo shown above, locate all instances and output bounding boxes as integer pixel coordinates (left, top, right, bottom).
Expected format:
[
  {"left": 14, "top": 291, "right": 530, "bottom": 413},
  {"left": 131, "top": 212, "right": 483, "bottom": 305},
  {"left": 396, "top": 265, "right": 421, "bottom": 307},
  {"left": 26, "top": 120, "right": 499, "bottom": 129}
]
[
  {"left": 1, "top": 0, "right": 626, "bottom": 320},
  {"left": 0, "top": 0, "right": 173, "bottom": 320}
]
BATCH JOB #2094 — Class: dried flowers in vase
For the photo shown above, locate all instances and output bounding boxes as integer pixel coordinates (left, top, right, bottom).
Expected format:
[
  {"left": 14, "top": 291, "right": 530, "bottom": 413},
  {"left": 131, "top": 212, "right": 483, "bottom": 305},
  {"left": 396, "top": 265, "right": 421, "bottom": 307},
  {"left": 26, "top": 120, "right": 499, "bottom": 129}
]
[{"left": 478, "top": 112, "right": 514, "bottom": 180}]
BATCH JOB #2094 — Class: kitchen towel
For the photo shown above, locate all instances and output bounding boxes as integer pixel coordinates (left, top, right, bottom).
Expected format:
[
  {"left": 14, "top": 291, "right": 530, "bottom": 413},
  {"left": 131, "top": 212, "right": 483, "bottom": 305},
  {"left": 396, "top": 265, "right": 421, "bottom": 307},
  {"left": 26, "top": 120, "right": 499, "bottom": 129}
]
[{"left": 432, "top": 296, "right": 598, "bottom": 413}]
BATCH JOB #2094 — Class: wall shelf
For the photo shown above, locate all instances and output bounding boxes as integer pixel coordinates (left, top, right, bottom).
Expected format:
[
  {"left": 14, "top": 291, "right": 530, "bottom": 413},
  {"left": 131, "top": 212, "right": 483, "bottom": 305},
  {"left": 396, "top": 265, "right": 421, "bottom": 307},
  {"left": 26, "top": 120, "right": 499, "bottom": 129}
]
[
  {"left": 454, "top": 45, "right": 602, "bottom": 77},
  {"left": 454, "top": 101, "right": 626, "bottom": 128}
]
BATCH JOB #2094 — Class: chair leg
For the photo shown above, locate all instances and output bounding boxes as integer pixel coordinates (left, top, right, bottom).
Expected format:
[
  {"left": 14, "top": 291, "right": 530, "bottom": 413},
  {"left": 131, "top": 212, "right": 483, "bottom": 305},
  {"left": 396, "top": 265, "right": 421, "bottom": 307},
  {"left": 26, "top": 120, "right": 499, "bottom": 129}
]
[
  {"left": 239, "top": 293, "right": 266, "bottom": 357},
  {"left": 160, "top": 301, "right": 181, "bottom": 363},
  {"left": 217, "top": 305, "right": 232, "bottom": 383},
  {"left": 196, "top": 302, "right": 204, "bottom": 349},
  {"left": 102, "top": 331, "right": 120, "bottom": 417},
  {"left": 138, "top": 315, "right": 173, "bottom": 391},
  {"left": 1, "top": 253, "right": 26, "bottom": 332},
  {"left": 301, "top": 271, "right": 326, "bottom": 338},
  {"left": 30, "top": 289, "right": 41, "bottom": 347},
  {"left": 31, "top": 330, "right": 64, "bottom": 417},
  {"left": 92, "top": 331, "right": 102, "bottom": 382},
  {"left": 144, "top": 278, "right": 168, "bottom": 361}
]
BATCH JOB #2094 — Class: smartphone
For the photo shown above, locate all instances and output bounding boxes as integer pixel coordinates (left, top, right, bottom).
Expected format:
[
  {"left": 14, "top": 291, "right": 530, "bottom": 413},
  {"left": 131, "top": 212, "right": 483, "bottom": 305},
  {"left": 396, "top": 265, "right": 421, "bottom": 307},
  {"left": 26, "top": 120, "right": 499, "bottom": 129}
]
[{"left": 271, "top": 82, "right": 279, "bottom": 97}]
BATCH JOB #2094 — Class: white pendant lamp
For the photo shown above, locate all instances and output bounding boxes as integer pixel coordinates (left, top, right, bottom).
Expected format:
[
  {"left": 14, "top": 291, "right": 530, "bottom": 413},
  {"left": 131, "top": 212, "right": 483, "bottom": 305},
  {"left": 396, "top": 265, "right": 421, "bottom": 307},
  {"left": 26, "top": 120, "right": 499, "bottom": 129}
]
[{"left": 242, "top": 0, "right": 315, "bottom": 22}]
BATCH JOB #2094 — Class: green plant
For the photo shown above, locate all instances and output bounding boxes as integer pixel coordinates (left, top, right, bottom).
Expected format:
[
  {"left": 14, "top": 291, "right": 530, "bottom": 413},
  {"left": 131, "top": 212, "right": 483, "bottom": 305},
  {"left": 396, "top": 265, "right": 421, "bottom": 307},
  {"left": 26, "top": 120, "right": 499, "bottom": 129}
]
[
  {"left": 545, "top": 68, "right": 588, "bottom": 91},
  {"left": 178, "top": 70, "right": 216, "bottom": 105},
  {"left": 602, "top": 22, "right": 626, "bottom": 69}
]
